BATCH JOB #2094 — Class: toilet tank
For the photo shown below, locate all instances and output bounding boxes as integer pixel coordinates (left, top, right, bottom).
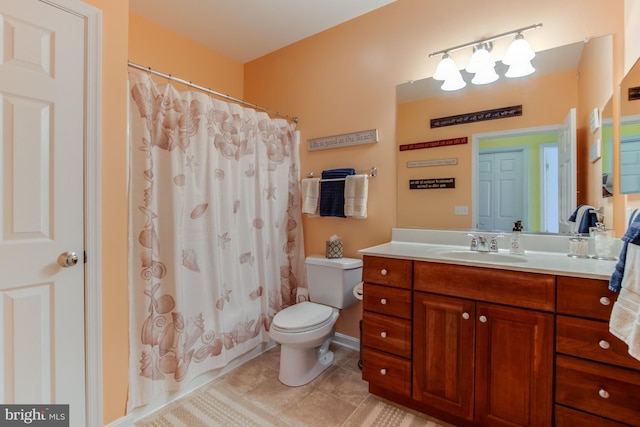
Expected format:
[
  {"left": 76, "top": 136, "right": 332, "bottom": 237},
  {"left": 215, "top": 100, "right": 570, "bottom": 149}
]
[{"left": 305, "top": 255, "right": 363, "bottom": 308}]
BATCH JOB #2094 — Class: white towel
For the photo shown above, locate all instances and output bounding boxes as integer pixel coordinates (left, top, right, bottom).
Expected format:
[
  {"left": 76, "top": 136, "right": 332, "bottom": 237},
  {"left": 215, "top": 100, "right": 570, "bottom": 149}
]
[
  {"left": 609, "top": 242, "right": 640, "bottom": 361},
  {"left": 301, "top": 178, "right": 320, "bottom": 215},
  {"left": 344, "top": 174, "right": 369, "bottom": 218}
]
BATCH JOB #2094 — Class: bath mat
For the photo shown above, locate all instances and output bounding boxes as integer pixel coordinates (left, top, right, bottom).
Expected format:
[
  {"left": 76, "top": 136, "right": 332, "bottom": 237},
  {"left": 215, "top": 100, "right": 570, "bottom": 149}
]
[
  {"left": 135, "top": 381, "right": 299, "bottom": 427},
  {"left": 342, "top": 395, "right": 447, "bottom": 427}
]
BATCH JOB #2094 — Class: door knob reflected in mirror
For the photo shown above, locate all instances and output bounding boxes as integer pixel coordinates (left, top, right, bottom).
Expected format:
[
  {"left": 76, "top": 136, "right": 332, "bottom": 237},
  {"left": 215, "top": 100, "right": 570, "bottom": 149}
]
[{"left": 58, "top": 251, "right": 79, "bottom": 267}]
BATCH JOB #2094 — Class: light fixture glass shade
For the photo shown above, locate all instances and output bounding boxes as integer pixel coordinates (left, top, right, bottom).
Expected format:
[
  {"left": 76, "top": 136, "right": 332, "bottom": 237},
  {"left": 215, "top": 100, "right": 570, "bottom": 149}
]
[
  {"left": 433, "top": 54, "right": 458, "bottom": 81},
  {"left": 502, "top": 34, "right": 535, "bottom": 65},
  {"left": 505, "top": 60, "right": 535, "bottom": 78},
  {"left": 466, "top": 45, "right": 495, "bottom": 74},
  {"left": 441, "top": 72, "right": 467, "bottom": 91},
  {"left": 471, "top": 65, "right": 499, "bottom": 84}
]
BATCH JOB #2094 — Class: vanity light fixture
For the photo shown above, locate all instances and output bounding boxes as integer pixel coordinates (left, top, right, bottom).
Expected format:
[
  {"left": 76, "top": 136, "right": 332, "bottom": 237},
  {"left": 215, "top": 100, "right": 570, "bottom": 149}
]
[
  {"left": 429, "top": 23, "right": 542, "bottom": 91},
  {"left": 433, "top": 53, "right": 466, "bottom": 91}
]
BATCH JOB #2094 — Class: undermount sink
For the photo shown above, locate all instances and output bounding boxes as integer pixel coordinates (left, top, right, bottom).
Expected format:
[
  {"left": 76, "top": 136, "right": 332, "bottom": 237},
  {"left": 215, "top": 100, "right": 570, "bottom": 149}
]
[{"left": 438, "top": 250, "right": 527, "bottom": 263}]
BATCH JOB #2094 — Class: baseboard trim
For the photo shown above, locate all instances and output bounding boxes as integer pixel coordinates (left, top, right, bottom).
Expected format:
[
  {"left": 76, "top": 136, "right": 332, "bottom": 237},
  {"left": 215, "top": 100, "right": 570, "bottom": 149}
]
[{"left": 333, "top": 332, "right": 360, "bottom": 352}]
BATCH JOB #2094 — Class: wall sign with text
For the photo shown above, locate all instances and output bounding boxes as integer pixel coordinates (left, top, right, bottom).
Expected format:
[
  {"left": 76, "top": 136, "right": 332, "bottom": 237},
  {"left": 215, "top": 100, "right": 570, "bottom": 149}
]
[
  {"left": 307, "top": 129, "right": 378, "bottom": 151},
  {"left": 430, "top": 105, "right": 522, "bottom": 128},
  {"left": 399, "top": 137, "right": 467, "bottom": 151},
  {"left": 409, "top": 178, "right": 455, "bottom": 189}
]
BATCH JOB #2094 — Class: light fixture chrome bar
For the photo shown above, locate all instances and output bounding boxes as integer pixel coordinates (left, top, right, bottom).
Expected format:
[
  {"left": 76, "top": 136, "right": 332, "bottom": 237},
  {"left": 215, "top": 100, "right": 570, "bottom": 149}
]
[{"left": 428, "top": 23, "right": 542, "bottom": 58}]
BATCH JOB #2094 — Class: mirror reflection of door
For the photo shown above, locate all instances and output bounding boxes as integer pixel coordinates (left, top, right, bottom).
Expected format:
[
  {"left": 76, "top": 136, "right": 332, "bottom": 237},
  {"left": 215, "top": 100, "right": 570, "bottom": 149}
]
[
  {"left": 474, "top": 122, "right": 571, "bottom": 233},
  {"left": 557, "top": 108, "right": 577, "bottom": 234},
  {"left": 620, "top": 115, "right": 640, "bottom": 194},
  {"left": 478, "top": 149, "right": 526, "bottom": 231}
]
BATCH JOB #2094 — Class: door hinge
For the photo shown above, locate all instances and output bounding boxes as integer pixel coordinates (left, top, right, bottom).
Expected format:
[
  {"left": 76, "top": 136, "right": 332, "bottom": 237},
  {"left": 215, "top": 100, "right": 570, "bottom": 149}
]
[{"left": 84, "top": 251, "right": 87, "bottom": 264}]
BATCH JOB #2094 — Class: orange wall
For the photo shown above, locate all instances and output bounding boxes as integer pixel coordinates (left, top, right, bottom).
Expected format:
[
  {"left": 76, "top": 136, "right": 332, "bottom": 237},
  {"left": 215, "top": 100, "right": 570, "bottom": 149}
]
[
  {"left": 128, "top": 13, "right": 244, "bottom": 97},
  {"left": 244, "top": 0, "right": 624, "bottom": 337}
]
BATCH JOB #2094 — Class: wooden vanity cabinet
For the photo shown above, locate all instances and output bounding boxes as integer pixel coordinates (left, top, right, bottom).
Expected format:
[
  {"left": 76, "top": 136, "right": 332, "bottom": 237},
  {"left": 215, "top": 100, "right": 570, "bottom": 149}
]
[
  {"left": 413, "top": 262, "right": 554, "bottom": 427},
  {"left": 555, "top": 276, "right": 640, "bottom": 426},
  {"left": 361, "top": 256, "right": 413, "bottom": 397}
]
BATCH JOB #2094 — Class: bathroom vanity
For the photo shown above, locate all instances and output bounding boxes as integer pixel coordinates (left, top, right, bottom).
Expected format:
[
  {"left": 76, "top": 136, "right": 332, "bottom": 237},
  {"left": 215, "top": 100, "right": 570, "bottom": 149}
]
[{"left": 359, "top": 229, "right": 640, "bottom": 427}]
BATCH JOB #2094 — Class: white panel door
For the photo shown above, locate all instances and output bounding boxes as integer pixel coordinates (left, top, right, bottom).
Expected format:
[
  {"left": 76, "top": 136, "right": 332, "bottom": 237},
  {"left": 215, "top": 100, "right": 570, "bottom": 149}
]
[
  {"left": 557, "top": 109, "right": 577, "bottom": 233},
  {"left": 0, "top": 0, "right": 86, "bottom": 423},
  {"left": 620, "top": 135, "right": 640, "bottom": 194},
  {"left": 478, "top": 150, "right": 524, "bottom": 231}
]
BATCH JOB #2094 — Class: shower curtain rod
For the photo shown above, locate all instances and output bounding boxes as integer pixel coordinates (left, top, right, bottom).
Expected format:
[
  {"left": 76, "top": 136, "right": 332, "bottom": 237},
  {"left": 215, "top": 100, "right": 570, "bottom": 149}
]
[{"left": 127, "top": 61, "right": 299, "bottom": 123}]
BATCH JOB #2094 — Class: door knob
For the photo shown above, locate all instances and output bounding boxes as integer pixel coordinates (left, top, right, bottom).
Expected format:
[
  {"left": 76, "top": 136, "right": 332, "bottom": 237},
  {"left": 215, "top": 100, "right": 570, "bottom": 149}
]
[{"left": 58, "top": 251, "right": 79, "bottom": 267}]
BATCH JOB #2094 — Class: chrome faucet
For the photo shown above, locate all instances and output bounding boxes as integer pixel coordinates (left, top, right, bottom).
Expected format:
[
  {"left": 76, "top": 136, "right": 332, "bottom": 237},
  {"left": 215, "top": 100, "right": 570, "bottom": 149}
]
[{"left": 468, "top": 233, "right": 500, "bottom": 252}]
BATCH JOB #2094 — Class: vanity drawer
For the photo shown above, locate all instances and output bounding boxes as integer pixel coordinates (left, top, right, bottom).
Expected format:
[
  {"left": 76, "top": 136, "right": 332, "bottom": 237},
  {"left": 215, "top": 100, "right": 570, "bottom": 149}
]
[
  {"left": 363, "top": 256, "right": 412, "bottom": 289},
  {"left": 555, "top": 405, "right": 631, "bottom": 427},
  {"left": 362, "top": 347, "right": 411, "bottom": 397},
  {"left": 363, "top": 283, "right": 411, "bottom": 319},
  {"left": 413, "top": 261, "right": 555, "bottom": 312},
  {"left": 557, "top": 276, "right": 617, "bottom": 320},
  {"left": 557, "top": 315, "right": 640, "bottom": 370},
  {"left": 362, "top": 312, "right": 411, "bottom": 358},
  {"left": 556, "top": 354, "right": 640, "bottom": 425}
]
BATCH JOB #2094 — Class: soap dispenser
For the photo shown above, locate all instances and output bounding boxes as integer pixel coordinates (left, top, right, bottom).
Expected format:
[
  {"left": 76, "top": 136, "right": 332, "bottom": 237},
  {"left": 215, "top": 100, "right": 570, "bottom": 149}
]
[{"left": 510, "top": 220, "right": 524, "bottom": 255}]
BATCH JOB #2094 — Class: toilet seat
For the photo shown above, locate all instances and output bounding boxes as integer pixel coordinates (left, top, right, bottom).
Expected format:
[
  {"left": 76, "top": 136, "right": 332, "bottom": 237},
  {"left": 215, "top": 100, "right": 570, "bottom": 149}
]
[{"left": 272, "top": 302, "right": 335, "bottom": 333}]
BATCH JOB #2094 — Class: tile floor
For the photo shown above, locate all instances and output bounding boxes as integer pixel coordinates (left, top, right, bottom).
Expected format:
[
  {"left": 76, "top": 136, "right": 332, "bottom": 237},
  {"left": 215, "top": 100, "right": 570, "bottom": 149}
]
[{"left": 216, "top": 343, "right": 454, "bottom": 427}]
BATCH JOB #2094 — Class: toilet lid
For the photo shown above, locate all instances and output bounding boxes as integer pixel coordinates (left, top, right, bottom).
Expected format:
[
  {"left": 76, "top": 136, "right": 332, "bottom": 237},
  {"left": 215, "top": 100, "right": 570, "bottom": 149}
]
[{"left": 272, "top": 302, "right": 334, "bottom": 332}]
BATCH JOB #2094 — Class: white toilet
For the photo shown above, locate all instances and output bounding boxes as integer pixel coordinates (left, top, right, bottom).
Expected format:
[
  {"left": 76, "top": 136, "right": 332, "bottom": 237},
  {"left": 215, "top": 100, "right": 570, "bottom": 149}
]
[{"left": 269, "top": 255, "right": 363, "bottom": 386}]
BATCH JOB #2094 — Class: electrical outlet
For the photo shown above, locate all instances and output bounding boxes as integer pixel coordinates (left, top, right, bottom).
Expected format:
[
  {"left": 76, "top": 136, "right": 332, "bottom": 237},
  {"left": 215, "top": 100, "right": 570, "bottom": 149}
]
[{"left": 455, "top": 206, "right": 468, "bottom": 215}]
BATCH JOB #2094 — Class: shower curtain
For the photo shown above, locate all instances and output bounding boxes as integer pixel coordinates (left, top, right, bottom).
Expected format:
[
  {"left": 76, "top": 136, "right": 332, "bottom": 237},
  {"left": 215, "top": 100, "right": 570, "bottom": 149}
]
[{"left": 127, "top": 69, "right": 305, "bottom": 411}]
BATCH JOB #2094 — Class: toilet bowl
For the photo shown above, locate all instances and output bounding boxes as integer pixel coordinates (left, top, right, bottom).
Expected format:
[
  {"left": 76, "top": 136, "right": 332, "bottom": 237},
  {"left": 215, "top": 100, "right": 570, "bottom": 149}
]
[
  {"left": 269, "top": 301, "right": 339, "bottom": 386},
  {"left": 269, "top": 256, "right": 363, "bottom": 386}
]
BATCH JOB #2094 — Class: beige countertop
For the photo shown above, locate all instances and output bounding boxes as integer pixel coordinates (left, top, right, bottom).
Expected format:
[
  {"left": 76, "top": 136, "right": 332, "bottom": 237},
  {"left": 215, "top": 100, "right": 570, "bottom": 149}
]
[{"left": 358, "top": 228, "right": 619, "bottom": 281}]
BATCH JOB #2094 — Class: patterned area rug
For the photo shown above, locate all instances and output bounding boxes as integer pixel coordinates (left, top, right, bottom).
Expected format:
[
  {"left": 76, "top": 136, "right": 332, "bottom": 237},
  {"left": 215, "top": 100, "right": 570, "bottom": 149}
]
[
  {"left": 136, "top": 380, "right": 446, "bottom": 427},
  {"left": 343, "top": 396, "right": 444, "bottom": 427}
]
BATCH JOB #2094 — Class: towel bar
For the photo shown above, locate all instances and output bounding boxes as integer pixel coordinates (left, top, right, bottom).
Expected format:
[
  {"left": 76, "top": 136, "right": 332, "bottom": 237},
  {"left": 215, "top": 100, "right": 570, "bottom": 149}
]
[{"left": 306, "top": 166, "right": 377, "bottom": 182}]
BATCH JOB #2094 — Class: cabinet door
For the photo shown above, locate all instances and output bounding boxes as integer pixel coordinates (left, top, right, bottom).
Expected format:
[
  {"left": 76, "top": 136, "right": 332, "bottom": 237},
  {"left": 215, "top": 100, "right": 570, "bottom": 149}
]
[
  {"left": 413, "top": 292, "right": 475, "bottom": 421},
  {"left": 475, "top": 303, "right": 554, "bottom": 427}
]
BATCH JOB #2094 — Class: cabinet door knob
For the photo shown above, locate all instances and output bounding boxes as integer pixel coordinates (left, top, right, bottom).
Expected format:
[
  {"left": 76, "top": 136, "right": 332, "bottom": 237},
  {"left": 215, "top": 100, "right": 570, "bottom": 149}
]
[
  {"left": 380, "top": 331, "right": 387, "bottom": 338},
  {"left": 599, "top": 389, "right": 610, "bottom": 399},
  {"left": 462, "top": 312, "right": 470, "bottom": 320},
  {"left": 479, "top": 315, "right": 488, "bottom": 323},
  {"left": 380, "top": 298, "right": 387, "bottom": 305},
  {"left": 380, "top": 368, "right": 387, "bottom": 375},
  {"left": 380, "top": 269, "right": 388, "bottom": 276},
  {"left": 599, "top": 296, "right": 611, "bottom": 306},
  {"left": 599, "top": 340, "right": 611, "bottom": 350}
]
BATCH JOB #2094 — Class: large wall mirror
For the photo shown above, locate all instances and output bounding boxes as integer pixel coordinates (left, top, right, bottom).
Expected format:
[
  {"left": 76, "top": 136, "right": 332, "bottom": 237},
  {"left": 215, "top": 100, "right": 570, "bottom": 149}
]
[
  {"left": 396, "top": 34, "right": 613, "bottom": 234},
  {"left": 619, "top": 57, "right": 640, "bottom": 194}
]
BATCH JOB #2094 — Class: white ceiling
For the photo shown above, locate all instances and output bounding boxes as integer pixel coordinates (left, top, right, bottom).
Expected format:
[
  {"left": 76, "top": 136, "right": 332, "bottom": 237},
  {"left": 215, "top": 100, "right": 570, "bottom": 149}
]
[{"left": 129, "top": 0, "right": 397, "bottom": 63}]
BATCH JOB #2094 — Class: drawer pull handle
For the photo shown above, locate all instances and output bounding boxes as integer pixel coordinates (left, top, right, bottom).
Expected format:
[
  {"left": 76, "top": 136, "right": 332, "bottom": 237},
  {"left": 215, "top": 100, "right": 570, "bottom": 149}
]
[
  {"left": 462, "top": 312, "right": 470, "bottom": 320},
  {"left": 380, "top": 331, "right": 387, "bottom": 338},
  {"left": 600, "top": 296, "right": 611, "bottom": 306},
  {"left": 599, "top": 389, "right": 610, "bottom": 399},
  {"left": 380, "top": 269, "right": 388, "bottom": 276},
  {"left": 380, "top": 368, "right": 387, "bottom": 375},
  {"left": 380, "top": 298, "right": 387, "bottom": 305},
  {"left": 599, "top": 340, "right": 611, "bottom": 350},
  {"left": 479, "top": 315, "right": 488, "bottom": 323}
]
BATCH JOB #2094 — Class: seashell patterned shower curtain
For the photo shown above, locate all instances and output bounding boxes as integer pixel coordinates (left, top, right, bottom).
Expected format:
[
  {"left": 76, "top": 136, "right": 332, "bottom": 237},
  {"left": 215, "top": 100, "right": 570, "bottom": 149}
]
[{"left": 127, "top": 69, "right": 305, "bottom": 411}]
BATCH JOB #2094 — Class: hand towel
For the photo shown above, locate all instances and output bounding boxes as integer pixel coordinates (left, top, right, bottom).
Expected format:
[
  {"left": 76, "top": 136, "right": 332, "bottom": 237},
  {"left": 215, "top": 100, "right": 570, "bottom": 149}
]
[
  {"left": 301, "top": 178, "right": 320, "bottom": 215},
  {"left": 609, "top": 242, "right": 640, "bottom": 361},
  {"left": 319, "top": 168, "right": 355, "bottom": 217},
  {"left": 568, "top": 204, "right": 598, "bottom": 234},
  {"left": 609, "top": 210, "right": 640, "bottom": 292},
  {"left": 344, "top": 174, "right": 369, "bottom": 218}
]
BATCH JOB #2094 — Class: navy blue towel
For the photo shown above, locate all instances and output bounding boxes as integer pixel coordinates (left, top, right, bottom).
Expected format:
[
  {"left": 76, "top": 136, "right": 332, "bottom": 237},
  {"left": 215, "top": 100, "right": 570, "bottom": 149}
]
[
  {"left": 609, "top": 209, "right": 640, "bottom": 292},
  {"left": 319, "top": 168, "right": 356, "bottom": 217},
  {"left": 568, "top": 204, "right": 599, "bottom": 234}
]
